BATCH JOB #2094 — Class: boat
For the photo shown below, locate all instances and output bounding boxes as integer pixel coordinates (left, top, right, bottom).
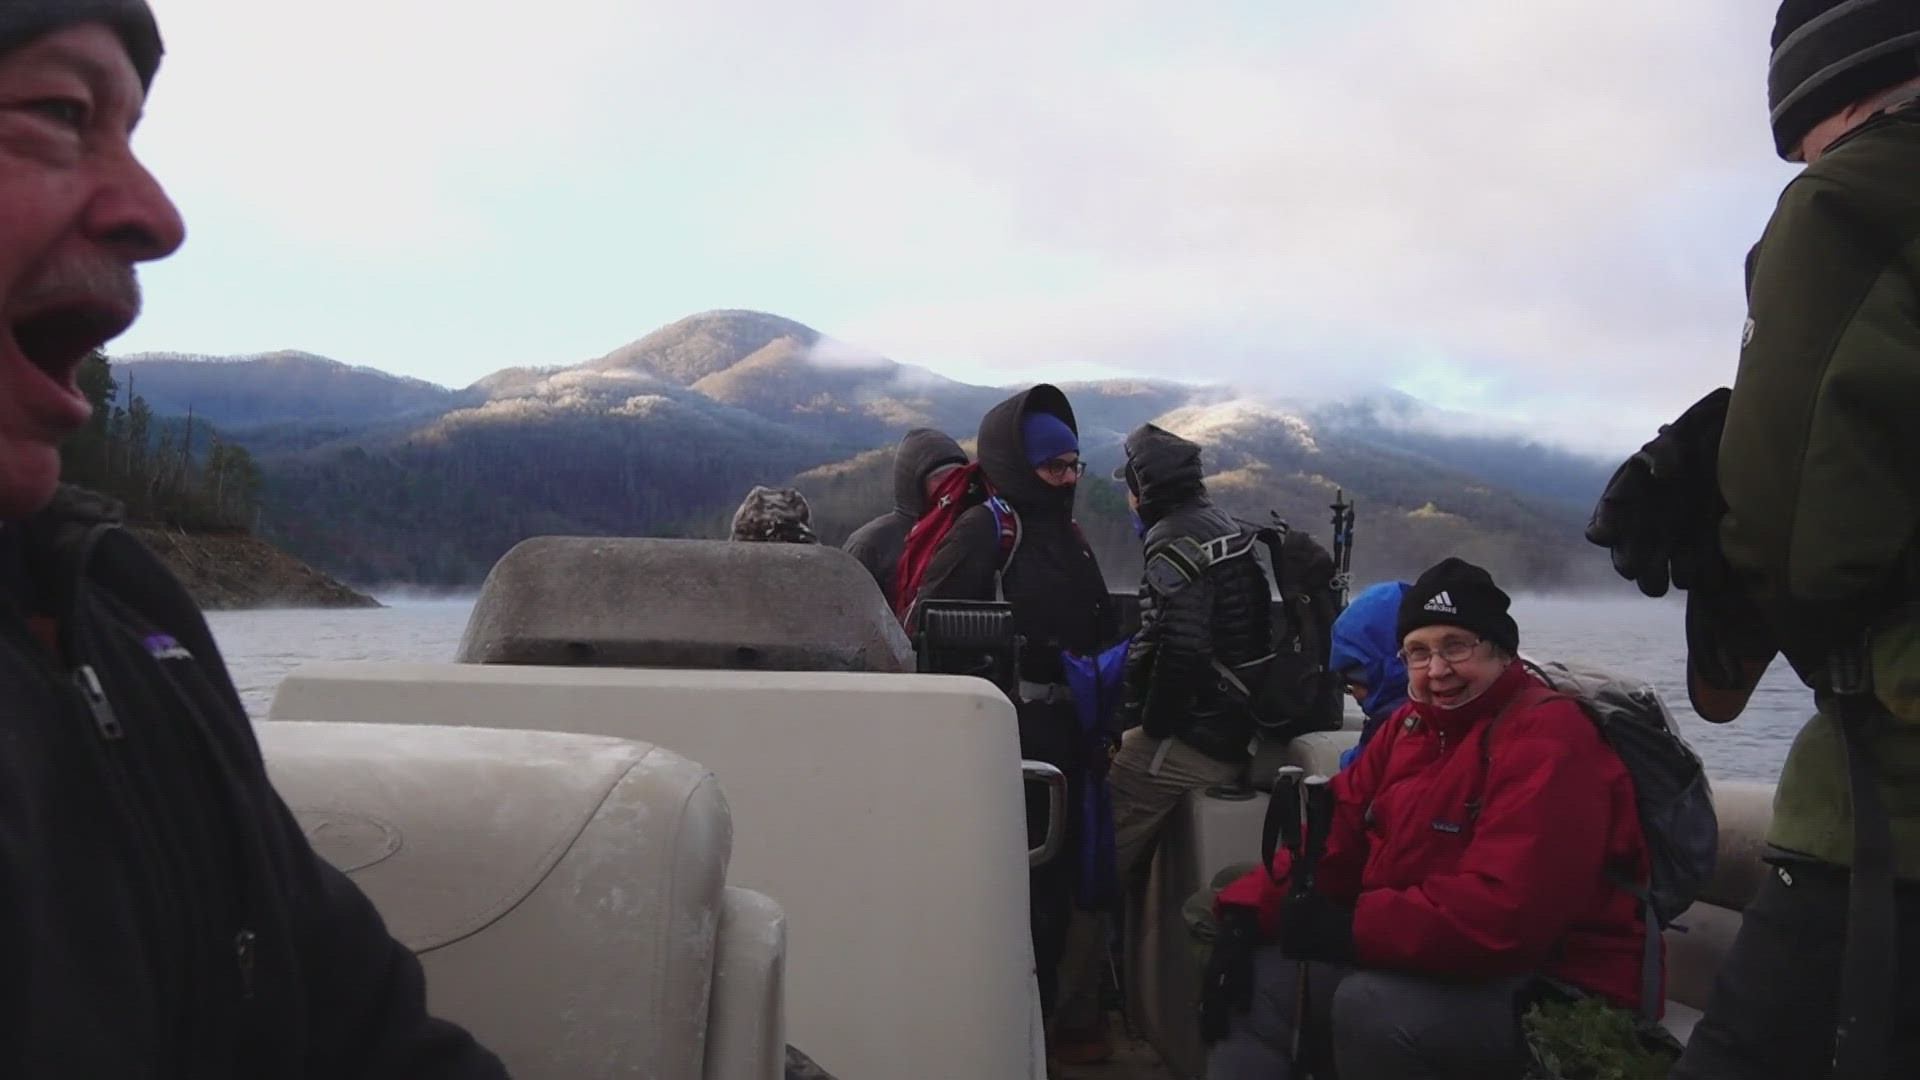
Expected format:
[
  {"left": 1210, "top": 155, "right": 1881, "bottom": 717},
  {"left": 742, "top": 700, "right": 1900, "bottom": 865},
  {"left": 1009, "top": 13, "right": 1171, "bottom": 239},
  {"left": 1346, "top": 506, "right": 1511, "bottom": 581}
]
[{"left": 251, "top": 535, "right": 1777, "bottom": 1079}]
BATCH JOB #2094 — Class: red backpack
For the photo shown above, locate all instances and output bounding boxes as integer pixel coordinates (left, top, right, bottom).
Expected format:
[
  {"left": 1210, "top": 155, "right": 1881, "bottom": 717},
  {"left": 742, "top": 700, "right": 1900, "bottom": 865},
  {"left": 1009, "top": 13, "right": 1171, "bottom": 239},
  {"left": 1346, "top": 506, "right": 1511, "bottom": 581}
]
[{"left": 893, "top": 462, "right": 1022, "bottom": 626}]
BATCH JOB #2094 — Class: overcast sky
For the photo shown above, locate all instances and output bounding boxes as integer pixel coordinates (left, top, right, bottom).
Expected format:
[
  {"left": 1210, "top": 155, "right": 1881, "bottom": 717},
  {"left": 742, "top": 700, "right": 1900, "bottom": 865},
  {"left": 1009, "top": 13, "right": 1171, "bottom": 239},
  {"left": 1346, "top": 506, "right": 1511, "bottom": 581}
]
[{"left": 114, "top": 0, "right": 1796, "bottom": 455}]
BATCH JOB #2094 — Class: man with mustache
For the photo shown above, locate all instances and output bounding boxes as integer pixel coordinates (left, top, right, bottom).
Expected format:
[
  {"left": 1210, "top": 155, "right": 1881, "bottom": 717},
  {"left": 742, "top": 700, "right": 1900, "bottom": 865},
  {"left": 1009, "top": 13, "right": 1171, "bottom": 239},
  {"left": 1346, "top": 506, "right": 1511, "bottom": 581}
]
[{"left": 0, "top": 3, "right": 506, "bottom": 1076}]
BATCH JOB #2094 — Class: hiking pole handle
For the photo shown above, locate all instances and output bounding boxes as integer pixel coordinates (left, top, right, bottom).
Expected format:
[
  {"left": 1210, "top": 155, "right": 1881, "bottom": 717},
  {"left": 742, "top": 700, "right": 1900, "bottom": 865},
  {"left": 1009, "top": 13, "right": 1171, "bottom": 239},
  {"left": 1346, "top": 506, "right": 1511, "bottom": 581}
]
[
  {"left": 1296, "top": 775, "right": 1335, "bottom": 896},
  {"left": 1023, "top": 760, "right": 1069, "bottom": 868},
  {"left": 1264, "top": 766, "right": 1306, "bottom": 881}
]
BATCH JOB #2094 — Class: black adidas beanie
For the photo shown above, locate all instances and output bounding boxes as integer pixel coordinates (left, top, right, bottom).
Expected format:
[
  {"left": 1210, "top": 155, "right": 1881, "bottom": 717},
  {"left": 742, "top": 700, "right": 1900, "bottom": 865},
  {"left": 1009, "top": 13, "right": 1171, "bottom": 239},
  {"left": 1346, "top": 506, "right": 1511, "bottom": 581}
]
[
  {"left": 1769, "top": 0, "right": 1920, "bottom": 160},
  {"left": 1396, "top": 557, "right": 1519, "bottom": 655},
  {"left": 0, "top": 1, "right": 163, "bottom": 91}
]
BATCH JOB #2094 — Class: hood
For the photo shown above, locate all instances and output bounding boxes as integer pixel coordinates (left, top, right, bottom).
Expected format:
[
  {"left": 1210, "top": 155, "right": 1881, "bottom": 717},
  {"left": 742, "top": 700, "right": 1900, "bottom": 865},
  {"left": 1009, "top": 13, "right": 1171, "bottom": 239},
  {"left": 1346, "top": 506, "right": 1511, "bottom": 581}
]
[
  {"left": 891, "top": 428, "right": 969, "bottom": 517},
  {"left": 1117, "top": 423, "right": 1207, "bottom": 526},
  {"left": 1328, "top": 581, "right": 1412, "bottom": 722},
  {"left": 977, "top": 384, "right": 1079, "bottom": 516}
]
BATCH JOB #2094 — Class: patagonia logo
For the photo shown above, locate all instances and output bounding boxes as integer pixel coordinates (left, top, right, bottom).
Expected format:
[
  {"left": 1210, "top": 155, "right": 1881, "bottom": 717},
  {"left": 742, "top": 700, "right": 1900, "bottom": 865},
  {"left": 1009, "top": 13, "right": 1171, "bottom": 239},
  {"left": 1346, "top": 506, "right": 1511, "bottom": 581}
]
[
  {"left": 1423, "top": 591, "right": 1455, "bottom": 614},
  {"left": 143, "top": 634, "right": 193, "bottom": 662},
  {"left": 1430, "top": 819, "right": 1463, "bottom": 835}
]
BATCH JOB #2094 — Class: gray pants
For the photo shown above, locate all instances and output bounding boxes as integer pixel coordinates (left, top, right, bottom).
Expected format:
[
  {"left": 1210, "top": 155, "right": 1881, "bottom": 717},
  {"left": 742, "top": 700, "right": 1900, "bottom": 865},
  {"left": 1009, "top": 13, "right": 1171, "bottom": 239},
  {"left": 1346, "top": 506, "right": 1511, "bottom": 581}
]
[
  {"left": 1054, "top": 729, "right": 1245, "bottom": 1031},
  {"left": 1207, "top": 946, "right": 1528, "bottom": 1080}
]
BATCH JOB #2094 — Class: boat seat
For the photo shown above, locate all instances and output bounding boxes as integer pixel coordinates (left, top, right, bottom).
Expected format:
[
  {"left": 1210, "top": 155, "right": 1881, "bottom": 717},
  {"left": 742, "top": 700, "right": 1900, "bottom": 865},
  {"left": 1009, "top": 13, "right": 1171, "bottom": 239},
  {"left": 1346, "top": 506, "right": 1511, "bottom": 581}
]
[
  {"left": 258, "top": 720, "right": 785, "bottom": 1080},
  {"left": 269, "top": 663, "right": 1038, "bottom": 1080},
  {"left": 456, "top": 536, "right": 914, "bottom": 672}
]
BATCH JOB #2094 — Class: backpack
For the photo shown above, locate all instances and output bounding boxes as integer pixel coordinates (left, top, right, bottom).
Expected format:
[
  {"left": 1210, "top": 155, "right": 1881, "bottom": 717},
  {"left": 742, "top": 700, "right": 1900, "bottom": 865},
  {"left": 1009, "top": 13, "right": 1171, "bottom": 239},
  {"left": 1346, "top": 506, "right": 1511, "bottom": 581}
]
[
  {"left": 1478, "top": 658, "right": 1719, "bottom": 1020},
  {"left": 1231, "top": 516, "right": 1346, "bottom": 742},
  {"left": 894, "top": 462, "right": 1021, "bottom": 626}
]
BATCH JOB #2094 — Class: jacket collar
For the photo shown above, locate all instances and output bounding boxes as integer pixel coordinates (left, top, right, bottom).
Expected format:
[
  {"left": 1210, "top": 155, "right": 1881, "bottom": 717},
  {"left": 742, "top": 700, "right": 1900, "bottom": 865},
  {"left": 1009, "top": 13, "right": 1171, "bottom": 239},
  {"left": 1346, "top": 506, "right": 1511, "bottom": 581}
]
[{"left": 1407, "top": 659, "right": 1534, "bottom": 739}]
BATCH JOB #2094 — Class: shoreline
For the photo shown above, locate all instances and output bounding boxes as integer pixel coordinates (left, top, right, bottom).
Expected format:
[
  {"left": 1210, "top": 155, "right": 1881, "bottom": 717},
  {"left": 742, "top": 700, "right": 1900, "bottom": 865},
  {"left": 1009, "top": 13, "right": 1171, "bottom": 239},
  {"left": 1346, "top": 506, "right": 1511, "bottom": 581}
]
[{"left": 130, "top": 526, "right": 383, "bottom": 612}]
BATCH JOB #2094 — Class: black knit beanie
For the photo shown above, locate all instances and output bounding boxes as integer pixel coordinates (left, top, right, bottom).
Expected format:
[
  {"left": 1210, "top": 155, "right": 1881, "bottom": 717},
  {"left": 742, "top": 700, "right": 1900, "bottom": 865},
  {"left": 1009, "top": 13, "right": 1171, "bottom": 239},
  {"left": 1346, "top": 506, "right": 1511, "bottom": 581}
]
[
  {"left": 0, "top": 1, "right": 163, "bottom": 91},
  {"left": 1397, "top": 557, "right": 1519, "bottom": 655},
  {"left": 1770, "top": 0, "right": 1920, "bottom": 160}
]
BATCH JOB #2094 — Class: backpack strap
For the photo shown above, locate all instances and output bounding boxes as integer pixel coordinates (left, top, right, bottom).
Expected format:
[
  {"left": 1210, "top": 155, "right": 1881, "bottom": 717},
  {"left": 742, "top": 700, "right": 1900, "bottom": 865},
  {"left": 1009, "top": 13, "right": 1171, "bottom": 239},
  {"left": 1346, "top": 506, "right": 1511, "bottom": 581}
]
[
  {"left": 985, "top": 496, "right": 1021, "bottom": 603},
  {"left": 1462, "top": 681, "right": 1559, "bottom": 824},
  {"left": 1827, "top": 644, "right": 1897, "bottom": 1079}
]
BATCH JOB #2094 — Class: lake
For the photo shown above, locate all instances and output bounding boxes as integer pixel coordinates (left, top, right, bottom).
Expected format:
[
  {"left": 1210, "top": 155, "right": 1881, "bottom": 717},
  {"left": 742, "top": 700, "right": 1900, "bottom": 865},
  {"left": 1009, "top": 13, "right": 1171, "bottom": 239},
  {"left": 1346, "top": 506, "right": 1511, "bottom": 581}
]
[{"left": 205, "top": 594, "right": 1812, "bottom": 782}]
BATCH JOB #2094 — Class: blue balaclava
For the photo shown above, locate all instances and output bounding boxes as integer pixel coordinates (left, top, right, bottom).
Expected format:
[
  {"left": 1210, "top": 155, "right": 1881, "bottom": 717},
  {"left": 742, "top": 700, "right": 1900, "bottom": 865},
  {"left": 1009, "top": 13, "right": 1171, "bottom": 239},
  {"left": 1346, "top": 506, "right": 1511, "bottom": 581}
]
[
  {"left": 1330, "top": 581, "right": 1413, "bottom": 757},
  {"left": 1021, "top": 411, "right": 1080, "bottom": 467}
]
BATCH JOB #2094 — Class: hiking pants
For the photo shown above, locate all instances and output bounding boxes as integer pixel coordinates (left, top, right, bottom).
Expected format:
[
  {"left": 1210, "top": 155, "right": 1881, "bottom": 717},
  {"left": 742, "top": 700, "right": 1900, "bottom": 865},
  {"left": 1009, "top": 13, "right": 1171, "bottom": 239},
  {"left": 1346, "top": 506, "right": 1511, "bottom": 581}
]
[
  {"left": 1054, "top": 728, "right": 1244, "bottom": 1031},
  {"left": 1207, "top": 946, "right": 1528, "bottom": 1080},
  {"left": 1672, "top": 856, "right": 1920, "bottom": 1079}
]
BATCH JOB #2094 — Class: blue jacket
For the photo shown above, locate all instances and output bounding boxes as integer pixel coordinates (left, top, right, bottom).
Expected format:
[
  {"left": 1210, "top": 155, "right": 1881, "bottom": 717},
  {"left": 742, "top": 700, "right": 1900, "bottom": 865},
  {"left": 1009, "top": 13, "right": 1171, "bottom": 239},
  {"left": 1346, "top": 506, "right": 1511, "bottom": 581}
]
[{"left": 1331, "top": 581, "right": 1411, "bottom": 770}]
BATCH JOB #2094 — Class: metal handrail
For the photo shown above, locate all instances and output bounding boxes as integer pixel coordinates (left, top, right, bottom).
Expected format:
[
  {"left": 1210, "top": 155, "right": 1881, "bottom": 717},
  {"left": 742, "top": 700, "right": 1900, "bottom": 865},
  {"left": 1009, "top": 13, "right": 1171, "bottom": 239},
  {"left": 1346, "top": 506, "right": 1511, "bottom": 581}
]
[{"left": 1023, "top": 760, "right": 1069, "bottom": 867}]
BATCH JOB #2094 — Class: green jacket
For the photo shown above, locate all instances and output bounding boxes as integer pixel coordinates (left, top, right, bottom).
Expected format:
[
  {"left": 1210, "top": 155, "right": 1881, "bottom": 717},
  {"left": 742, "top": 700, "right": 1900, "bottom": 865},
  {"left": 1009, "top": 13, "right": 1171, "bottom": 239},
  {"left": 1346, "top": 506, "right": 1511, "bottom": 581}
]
[{"left": 1720, "top": 104, "right": 1920, "bottom": 880}]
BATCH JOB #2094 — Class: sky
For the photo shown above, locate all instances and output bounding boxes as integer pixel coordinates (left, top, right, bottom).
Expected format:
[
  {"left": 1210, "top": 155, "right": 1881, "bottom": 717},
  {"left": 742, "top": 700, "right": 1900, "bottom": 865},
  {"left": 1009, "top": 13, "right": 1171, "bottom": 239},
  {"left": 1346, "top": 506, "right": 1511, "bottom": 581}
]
[{"left": 113, "top": 0, "right": 1798, "bottom": 456}]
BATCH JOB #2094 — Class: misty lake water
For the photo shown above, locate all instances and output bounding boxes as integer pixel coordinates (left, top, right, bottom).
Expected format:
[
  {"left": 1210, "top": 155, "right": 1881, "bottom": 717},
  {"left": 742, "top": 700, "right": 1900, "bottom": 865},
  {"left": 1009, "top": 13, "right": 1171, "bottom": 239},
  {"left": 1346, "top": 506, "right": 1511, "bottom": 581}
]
[{"left": 206, "top": 594, "right": 1812, "bottom": 783}]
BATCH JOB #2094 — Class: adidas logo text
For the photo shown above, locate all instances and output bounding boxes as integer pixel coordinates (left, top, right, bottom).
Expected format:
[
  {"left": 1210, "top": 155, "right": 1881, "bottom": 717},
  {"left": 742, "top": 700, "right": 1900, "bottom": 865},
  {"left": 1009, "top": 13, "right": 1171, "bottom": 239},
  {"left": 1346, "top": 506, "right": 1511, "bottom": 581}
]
[{"left": 1423, "top": 591, "right": 1456, "bottom": 614}]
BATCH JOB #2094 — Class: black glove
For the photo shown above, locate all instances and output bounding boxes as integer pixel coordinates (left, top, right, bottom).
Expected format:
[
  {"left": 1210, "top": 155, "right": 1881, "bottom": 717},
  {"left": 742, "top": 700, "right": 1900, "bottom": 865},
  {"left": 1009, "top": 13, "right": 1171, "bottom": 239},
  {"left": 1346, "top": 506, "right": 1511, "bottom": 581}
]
[
  {"left": 1586, "top": 387, "right": 1732, "bottom": 598},
  {"left": 1199, "top": 906, "right": 1262, "bottom": 1045},
  {"left": 1277, "top": 892, "right": 1355, "bottom": 963}
]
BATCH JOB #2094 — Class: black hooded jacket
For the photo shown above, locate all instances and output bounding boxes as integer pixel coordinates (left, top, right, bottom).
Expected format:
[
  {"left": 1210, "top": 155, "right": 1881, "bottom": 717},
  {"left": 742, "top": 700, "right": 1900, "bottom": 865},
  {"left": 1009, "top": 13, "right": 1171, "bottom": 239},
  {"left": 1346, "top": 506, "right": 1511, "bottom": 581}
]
[
  {"left": 1119, "top": 424, "right": 1272, "bottom": 762},
  {"left": 842, "top": 429, "right": 968, "bottom": 607},
  {"left": 0, "top": 488, "right": 506, "bottom": 1079},
  {"left": 916, "top": 387, "right": 1118, "bottom": 763}
]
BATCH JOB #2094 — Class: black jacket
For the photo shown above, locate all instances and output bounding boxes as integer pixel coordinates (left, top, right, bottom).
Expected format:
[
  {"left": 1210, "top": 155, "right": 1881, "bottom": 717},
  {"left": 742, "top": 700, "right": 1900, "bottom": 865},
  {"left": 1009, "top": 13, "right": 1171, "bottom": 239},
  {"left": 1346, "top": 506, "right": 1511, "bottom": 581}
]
[
  {"left": 917, "top": 386, "right": 1118, "bottom": 769},
  {"left": 1119, "top": 425, "right": 1271, "bottom": 763},
  {"left": 842, "top": 429, "right": 968, "bottom": 608},
  {"left": 0, "top": 488, "right": 506, "bottom": 1079}
]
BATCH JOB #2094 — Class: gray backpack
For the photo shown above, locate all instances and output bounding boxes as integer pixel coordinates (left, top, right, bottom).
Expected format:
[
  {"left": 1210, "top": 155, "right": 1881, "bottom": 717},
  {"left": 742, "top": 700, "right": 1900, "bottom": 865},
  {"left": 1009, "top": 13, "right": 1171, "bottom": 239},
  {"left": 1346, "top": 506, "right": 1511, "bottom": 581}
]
[{"left": 1511, "top": 658, "right": 1720, "bottom": 1019}]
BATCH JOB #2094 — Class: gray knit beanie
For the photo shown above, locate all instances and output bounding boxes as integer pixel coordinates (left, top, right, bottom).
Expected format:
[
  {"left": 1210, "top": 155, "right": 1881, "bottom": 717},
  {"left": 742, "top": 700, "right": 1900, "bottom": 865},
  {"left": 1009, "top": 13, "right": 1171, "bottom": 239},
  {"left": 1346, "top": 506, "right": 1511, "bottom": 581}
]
[{"left": 1770, "top": 0, "right": 1920, "bottom": 159}]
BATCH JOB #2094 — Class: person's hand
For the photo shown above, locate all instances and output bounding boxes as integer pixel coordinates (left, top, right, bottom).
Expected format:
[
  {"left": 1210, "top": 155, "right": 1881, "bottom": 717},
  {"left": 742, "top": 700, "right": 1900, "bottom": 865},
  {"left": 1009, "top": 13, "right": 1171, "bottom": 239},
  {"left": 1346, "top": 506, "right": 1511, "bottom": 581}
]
[
  {"left": 1198, "top": 906, "right": 1261, "bottom": 1044},
  {"left": 1277, "top": 892, "right": 1355, "bottom": 963}
]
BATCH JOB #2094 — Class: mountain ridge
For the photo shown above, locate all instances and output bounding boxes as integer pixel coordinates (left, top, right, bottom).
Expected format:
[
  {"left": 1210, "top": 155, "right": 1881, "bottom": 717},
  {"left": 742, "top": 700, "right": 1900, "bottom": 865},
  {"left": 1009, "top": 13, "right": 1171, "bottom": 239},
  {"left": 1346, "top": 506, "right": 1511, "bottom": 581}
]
[{"left": 113, "top": 309, "right": 1617, "bottom": 591}]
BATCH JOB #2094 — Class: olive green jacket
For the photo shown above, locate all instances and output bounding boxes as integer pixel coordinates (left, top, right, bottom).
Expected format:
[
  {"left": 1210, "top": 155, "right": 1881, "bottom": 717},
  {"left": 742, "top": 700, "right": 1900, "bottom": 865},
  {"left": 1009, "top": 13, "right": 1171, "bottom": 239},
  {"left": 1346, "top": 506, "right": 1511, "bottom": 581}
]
[{"left": 1720, "top": 104, "right": 1920, "bottom": 879}]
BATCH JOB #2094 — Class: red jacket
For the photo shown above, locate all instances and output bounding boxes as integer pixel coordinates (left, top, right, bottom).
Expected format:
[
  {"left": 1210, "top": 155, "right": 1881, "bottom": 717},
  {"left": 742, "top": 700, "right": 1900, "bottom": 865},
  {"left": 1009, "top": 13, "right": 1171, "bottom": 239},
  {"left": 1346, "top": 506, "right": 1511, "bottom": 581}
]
[{"left": 1216, "top": 662, "right": 1657, "bottom": 1012}]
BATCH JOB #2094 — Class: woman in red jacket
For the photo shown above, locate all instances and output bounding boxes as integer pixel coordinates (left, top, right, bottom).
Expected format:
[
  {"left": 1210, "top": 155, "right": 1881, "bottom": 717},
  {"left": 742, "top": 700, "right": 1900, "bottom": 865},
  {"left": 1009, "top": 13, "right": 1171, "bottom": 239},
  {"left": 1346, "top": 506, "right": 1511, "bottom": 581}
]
[{"left": 1203, "top": 558, "right": 1654, "bottom": 1080}]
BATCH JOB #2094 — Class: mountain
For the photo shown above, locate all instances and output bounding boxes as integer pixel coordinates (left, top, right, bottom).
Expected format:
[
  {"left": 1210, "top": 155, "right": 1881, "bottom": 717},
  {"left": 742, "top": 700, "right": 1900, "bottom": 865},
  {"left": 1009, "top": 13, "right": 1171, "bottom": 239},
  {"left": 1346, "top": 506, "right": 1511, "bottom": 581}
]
[
  {"left": 113, "top": 310, "right": 1621, "bottom": 591},
  {"left": 1307, "top": 392, "right": 1616, "bottom": 514},
  {"left": 117, "top": 349, "right": 477, "bottom": 426}
]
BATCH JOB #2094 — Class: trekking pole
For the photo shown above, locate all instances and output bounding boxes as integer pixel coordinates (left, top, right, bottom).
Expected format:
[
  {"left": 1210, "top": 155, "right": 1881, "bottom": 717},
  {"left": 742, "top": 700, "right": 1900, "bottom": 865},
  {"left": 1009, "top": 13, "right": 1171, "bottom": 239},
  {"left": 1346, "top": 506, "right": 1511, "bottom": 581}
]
[
  {"left": 1291, "top": 775, "right": 1336, "bottom": 1077},
  {"left": 1263, "top": 766, "right": 1306, "bottom": 882},
  {"left": 1329, "top": 491, "right": 1354, "bottom": 612},
  {"left": 1298, "top": 776, "right": 1335, "bottom": 894}
]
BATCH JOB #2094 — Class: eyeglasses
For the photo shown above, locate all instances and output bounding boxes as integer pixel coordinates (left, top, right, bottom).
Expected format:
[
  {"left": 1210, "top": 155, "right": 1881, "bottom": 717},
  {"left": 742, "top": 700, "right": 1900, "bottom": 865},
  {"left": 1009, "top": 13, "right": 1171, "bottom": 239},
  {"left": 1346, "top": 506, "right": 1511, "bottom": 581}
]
[
  {"left": 1398, "top": 638, "right": 1484, "bottom": 668},
  {"left": 1037, "top": 458, "right": 1087, "bottom": 480}
]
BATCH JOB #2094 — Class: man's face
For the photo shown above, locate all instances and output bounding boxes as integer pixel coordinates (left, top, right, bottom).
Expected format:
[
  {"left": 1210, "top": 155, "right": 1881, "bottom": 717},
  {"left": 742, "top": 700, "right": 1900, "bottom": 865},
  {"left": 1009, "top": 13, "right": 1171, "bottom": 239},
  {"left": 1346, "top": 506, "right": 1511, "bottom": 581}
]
[
  {"left": 0, "top": 25, "right": 183, "bottom": 519},
  {"left": 1034, "top": 452, "right": 1083, "bottom": 488},
  {"left": 1400, "top": 625, "right": 1506, "bottom": 710}
]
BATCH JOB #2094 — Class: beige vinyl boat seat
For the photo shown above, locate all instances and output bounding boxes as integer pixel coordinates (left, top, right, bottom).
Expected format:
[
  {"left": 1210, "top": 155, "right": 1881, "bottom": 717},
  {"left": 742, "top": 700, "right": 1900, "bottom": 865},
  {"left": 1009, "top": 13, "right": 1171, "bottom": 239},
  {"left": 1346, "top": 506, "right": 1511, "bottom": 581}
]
[
  {"left": 456, "top": 536, "right": 915, "bottom": 673},
  {"left": 269, "top": 665, "right": 1039, "bottom": 1080},
  {"left": 257, "top": 720, "right": 786, "bottom": 1080},
  {"left": 1132, "top": 727, "right": 1779, "bottom": 1077}
]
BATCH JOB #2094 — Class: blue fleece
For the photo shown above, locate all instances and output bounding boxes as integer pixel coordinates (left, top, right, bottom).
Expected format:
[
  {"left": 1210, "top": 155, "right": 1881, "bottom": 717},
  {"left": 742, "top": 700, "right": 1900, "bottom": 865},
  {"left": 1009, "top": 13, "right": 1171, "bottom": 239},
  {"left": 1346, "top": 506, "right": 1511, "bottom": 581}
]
[
  {"left": 1330, "top": 581, "right": 1412, "bottom": 770},
  {"left": 1021, "top": 411, "right": 1079, "bottom": 466}
]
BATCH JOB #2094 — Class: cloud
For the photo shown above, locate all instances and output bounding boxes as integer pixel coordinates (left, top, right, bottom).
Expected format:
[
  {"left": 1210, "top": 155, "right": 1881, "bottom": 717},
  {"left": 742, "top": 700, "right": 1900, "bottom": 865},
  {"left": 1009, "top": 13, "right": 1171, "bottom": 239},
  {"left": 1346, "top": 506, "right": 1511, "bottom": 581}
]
[
  {"left": 795, "top": 0, "right": 1795, "bottom": 451},
  {"left": 118, "top": 0, "right": 1799, "bottom": 457}
]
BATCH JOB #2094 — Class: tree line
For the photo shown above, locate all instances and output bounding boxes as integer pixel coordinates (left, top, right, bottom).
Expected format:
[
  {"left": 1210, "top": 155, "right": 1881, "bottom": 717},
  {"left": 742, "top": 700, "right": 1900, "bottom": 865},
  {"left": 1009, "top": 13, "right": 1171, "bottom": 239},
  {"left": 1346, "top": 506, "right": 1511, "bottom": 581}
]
[{"left": 59, "top": 351, "right": 265, "bottom": 529}]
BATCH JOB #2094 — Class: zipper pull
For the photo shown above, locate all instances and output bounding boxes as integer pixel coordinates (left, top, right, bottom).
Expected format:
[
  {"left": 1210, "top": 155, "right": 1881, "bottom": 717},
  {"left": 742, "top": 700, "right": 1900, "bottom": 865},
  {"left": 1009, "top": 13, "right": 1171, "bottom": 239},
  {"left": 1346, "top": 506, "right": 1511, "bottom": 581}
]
[
  {"left": 235, "top": 930, "right": 257, "bottom": 999},
  {"left": 73, "top": 664, "right": 124, "bottom": 741}
]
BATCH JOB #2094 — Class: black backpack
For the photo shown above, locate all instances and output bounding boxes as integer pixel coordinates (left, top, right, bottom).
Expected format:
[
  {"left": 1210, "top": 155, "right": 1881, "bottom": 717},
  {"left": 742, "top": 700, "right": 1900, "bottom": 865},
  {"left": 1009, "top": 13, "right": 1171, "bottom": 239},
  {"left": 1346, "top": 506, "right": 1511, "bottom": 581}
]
[{"left": 1216, "top": 515, "right": 1346, "bottom": 743}]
